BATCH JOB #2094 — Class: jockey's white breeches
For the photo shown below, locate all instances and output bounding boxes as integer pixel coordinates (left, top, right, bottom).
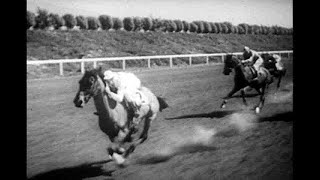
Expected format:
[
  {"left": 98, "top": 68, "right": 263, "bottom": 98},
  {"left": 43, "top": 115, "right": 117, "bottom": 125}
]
[
  {"left": 253, "top": 57, "right": 264, "bottom": 72},
  {"left": 124, "top": 89, "right": 149, "bottom": 110},
  {"left": 275, "top": 62, "right": 284, "bottom": 70}
]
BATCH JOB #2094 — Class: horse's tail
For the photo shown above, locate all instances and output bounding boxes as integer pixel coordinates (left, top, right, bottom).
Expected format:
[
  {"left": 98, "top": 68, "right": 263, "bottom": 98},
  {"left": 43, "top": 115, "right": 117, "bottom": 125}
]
[{"left": 157, "top": 96, "right": 169, "bottom": 112}]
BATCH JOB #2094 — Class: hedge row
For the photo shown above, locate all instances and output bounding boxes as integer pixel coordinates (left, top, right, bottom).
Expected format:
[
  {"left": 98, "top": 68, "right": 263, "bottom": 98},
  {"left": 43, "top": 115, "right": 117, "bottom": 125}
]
[{"left": 27, "top": 8, "right": 293, "bottom": 35}]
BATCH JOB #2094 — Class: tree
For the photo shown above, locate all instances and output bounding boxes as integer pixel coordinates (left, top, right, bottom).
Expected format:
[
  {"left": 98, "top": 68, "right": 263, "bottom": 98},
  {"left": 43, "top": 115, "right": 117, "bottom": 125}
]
[
  {"left": 220, "top": 23, "right": 229, "bottom": 34},
  {"left": 223, "top": 22, "right": 233, "bottom": 33},
  {"left": 173, "top": 20, "right": 184, "bottom": 32},
  {"left": 27, "top": 11, "right": 36, "bottom": 29},
  {"left": 193, "top": 21, "right": 204, "bottom": 33},
  {"left": 142, "top": 17, "right": 153, "bottom": 31},
  {"left": 189, "top": 22, "right": 198, "bottom": 33},
  {"left": 62, "top": 14, "right": 76, "bottom": 29},
  {"left": 123, "top": 17, "right": 135, "bottom": 31},
  {"left": 76, "top": 16, "right": 88, "bottom": 29},
  {"left": 214, "top": 23, "right": 222, "bottom": 33},
  {"left": 48, "top": 13, "right": 65, "bottom": 29},
  {"left": 113, "top": 17, "right": 123, "bottom": 30},
  {"left": 87, "top": 17, "right": 100, "bottom": 30},
  {"left": 99, "top": 15, "right": 113, "bottom": 30},
  {"left": 238, "top": 23, "right": 249, "bottom": 34},
  {"left": 203, "top": 21, "right": 212, "bottom": 33},
  {"left": 35, "top": 7, "right": 50, "bottom": 29},
  {"left": 133, "top": 17, "right": 142, "bottom": 31},
  {"left": 182, "top": 21, "right": 190, "bottom": 32}
]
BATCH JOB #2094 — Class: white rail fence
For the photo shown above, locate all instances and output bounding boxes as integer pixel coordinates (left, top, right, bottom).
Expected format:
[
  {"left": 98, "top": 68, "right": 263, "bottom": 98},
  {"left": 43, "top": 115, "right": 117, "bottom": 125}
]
[{"left": 27, "top": 50, "right": 293, "bottom": 76}]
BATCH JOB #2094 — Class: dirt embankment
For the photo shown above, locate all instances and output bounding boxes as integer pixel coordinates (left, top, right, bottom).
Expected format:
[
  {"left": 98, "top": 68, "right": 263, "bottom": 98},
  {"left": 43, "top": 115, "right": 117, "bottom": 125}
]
[{"left": 27, "top": 30, "right": 293, "bottom": 60}]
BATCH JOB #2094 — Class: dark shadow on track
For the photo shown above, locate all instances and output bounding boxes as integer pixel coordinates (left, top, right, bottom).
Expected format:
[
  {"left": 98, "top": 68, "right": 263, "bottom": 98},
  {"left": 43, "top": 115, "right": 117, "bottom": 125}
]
[
  {"left": 135, "top": 144, "right": 217, "bottom": 165},
  {"left": 232, "top": 93, "right": 260, "bottom": 98},
  {"left": 165, "top": 110, "right": 236, "bottom": 120},
  {"left": 259, "top": 111, "right": 293, "bottom": 122},
  {"left": 28, "top": 160, "right": 114, "bottom": 180}
]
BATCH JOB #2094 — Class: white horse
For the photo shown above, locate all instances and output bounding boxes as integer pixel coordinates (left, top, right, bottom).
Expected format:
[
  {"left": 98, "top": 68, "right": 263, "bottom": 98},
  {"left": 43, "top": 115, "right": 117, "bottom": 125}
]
[{"left": 73, "top": 67, "right": 168, "bottom": 165}]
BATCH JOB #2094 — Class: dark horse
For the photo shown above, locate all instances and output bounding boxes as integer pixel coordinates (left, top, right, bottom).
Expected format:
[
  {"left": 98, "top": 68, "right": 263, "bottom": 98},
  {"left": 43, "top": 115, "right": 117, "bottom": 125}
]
[
  {"left": 220, "top": 54, "right": 273, "bottom": 113},
  {"left": 73, "top": 67, "right": 168, "bottom": 165},
  {"left": 261, "top": 53, "right": 287, "bottom": 89}
]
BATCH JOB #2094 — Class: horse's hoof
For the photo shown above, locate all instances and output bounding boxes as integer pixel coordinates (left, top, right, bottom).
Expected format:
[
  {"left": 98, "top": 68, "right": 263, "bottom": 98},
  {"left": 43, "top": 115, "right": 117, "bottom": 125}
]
[
  {"left": 112, "top": 152, "right": 126, "bottom": 165},
  {"left": 255, "top": 107, "right": 260, "bottom": 114}
]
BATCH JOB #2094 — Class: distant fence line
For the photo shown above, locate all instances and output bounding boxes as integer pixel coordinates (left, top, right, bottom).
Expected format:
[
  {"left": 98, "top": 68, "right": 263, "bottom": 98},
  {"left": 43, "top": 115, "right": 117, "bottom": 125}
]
[{"left": 27, "top": 50, "right": 293, "bottom": 76}]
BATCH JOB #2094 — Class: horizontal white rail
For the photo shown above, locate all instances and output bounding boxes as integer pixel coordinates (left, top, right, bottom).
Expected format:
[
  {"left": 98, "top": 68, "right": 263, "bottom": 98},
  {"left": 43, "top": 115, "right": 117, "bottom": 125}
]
[{"left": 27, "top": 50, "right": 293, "bottom": 76}]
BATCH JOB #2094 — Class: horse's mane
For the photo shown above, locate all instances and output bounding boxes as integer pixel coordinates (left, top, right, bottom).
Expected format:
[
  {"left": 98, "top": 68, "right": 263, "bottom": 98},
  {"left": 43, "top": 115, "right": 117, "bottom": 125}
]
[
  {"left": 81, "top": 68, "right": 106, "bottom": 86},
  {"left": 225, "top": 54, "right": 240, "bottom": 66}
]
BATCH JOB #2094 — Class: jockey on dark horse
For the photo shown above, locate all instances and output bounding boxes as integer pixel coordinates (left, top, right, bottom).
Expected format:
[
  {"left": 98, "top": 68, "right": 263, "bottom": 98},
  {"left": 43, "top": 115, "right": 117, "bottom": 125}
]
[
  {"left": 263, "top": 54, "right": 284, "bottom": 75},
  {"left": 241, "top": 46, "right": 265, "bottom": 83}
]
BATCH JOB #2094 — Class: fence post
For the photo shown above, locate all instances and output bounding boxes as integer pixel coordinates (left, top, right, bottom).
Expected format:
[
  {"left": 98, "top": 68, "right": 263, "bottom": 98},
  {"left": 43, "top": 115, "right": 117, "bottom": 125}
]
[
  {"left": 148, "top": 58, "right": 151, "bottom": 68},
  {"left": 59, "top": 62, "right": 63, "bottom": 76},
  {"left": 206, "top": 56, "right": 209, "bottom": 65},
  {"left": 170, "top": 57, "right": 173, "bottom": 68},
  {"left": 81, "top": 61, "right": 85, "bottom": 74},
  {"left": 122, "top": 59, "right": 126, "bottom": 70},
  {"left": 189, "top": 57, "right": 192, "bottom": 66},
  {"left": 221, "top": 55, "right": 224, "bottom": 63},
  {"left": 93, "top": 61, "right": 97, "bottom": 68}
]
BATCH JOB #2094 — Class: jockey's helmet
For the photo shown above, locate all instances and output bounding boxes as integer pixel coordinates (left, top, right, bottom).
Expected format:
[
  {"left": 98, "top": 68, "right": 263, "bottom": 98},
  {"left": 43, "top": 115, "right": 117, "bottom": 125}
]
[{"left": 244, "top": 46, "right": 250, "bottom": 52}]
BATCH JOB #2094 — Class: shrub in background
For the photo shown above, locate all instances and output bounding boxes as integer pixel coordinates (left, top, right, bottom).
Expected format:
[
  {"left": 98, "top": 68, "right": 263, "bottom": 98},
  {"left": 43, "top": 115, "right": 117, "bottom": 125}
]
[
  {"left": 27, "top": 11, "right": 36, "bottom": 29},
  {"left": 62, "top": 14, "right": 76, "bottom": 29},
  {"left": 182, "top": 20, "right": 190, "bottom": 32},
  {"left": 214, "top": 23, "right": 222, "bottom": 33},
  {"left": 237, "top": 25, "right": 245, "bottom": 34},
  {"left": 193, "top": 21, "right": 204, "bottom": 33},
  {"left": 142, "top": 17, "right": 153, "bottom": 31},
  {"left": 76, "top": 16, "right": 88, "bottom": 29},
  {"left": 223, "top": 22, "right": 233, "bottom": 33},
  {"left": 209, "top": 22, "right": 217, "bottom": 33},
  {"left": 189, "top": 22, "right": 198, "bottom": 33},
  {"left": 151, "top": 18, "right": 161, "bottom": 31},
  {"left": 99, "top": 15, "right": 113, "bottom": 30},
  {"left": 220, "top": 23, "right": 229, "bottom": 34},
  {"left": 203, "top": 21, "right": 212, "bottom": 33},
  {"left": 35, "top": 8, "right": 50, "bottom": 29},
  {"left": 87, "top": 17, "right": 100, "bottom": 30},
  {"left": 238, "top": 23, "right": 249, "bottom": 34},
  {"left": 113, "top": 17, "right": 123, "bottom": 30},
  {"left": 48, "top": 13, "right": 65, "bottom": 29},
  {"left": 231, "top": 26, "right": 238, "bottom": 34},
  {"left": 123, "top": 17, "right": 135, "bottom": 31},
  {"left": 173, "top": 20, "right": 184, "bottom": 32},
  {"left": 133, "top": 17, "right": 142, "bottom": 31},
  {"left": 163, "top": 20, "right": 177, "bottom": 32}
]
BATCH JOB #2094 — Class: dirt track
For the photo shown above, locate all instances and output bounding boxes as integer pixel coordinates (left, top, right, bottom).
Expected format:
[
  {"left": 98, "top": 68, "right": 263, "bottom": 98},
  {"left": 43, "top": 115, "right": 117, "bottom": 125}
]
[{"left": 27, "top": 61, "right": 293, "bottom": 180}]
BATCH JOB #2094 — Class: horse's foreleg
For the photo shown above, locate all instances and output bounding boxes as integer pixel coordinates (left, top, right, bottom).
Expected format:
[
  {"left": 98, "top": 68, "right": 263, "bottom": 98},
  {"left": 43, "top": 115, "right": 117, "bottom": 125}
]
[
  {"left": 255, "top": 85, "right": 266, "bottom": 114},
  {"left": 277, "top": 75, "right": 282, "bottom": 90},
  {"left": 241, "top": 87, "right": 250, "bottom": 106},
  {"left": 221, "top": 86, "right": 240, "bottom": 108}
]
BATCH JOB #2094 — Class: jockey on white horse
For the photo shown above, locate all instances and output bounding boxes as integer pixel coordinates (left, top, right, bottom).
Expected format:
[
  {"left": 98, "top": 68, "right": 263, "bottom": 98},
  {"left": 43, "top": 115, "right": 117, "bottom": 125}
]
[
  {"left": 241, "top": 46, "right": 264, "bottom": 82},
  {"left": 103, "top": 70, "right": 149, "bottom": 132},
  {"left": 272, "top": 54, "right": 284, "bottom": 71}
]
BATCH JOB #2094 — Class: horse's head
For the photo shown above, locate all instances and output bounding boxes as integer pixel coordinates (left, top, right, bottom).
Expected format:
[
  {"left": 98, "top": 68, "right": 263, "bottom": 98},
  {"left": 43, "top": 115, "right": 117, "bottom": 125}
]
[
  {"left": 73, "top": 67, "right": 104, "bottom": 108},
  {"left": 223, "top": 54, "right": 239, "bottom": 75}
]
